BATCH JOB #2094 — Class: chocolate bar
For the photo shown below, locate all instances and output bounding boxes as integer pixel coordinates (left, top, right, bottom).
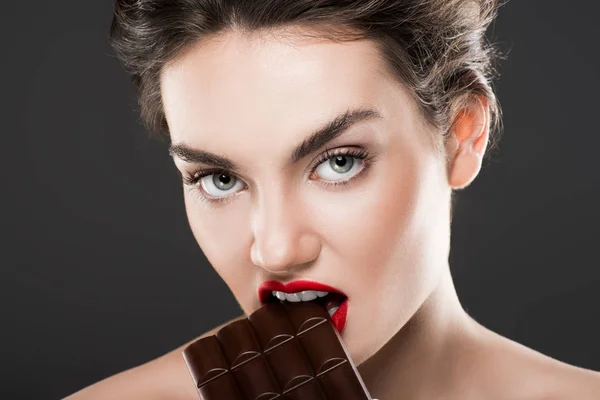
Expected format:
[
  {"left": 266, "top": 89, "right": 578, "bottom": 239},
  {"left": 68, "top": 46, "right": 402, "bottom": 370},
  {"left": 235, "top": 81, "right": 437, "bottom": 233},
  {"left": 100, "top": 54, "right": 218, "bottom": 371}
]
[{"left": 183, "top": 300, "right": 373, "bottom": 399}]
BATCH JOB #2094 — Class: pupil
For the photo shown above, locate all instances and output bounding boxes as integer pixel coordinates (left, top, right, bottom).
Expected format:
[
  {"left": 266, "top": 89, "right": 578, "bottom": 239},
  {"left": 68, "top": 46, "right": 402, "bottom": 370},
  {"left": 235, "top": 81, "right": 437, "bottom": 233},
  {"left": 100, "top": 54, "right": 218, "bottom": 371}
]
[
  {"left": 335, "top": 156, "right": 346, "bottom": 166},
  {"left": 219, "top": 174, "right": 230, "bottom": 184}
]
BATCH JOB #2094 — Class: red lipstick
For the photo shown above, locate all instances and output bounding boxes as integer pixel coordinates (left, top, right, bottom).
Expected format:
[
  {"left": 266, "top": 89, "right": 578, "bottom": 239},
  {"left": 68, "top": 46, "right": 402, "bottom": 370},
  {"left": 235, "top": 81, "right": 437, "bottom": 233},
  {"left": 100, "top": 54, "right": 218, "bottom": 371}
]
[{"left": 258, "top": 279, "right": 349, "bottom": 334}]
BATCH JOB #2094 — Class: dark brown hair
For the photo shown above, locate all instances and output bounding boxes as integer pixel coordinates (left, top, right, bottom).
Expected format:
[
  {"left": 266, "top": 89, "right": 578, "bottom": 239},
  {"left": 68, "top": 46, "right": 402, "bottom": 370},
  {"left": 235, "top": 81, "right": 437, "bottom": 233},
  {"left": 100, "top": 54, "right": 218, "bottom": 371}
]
[{"left": 109, "top": 0, "right": 506, "bottom": 156}]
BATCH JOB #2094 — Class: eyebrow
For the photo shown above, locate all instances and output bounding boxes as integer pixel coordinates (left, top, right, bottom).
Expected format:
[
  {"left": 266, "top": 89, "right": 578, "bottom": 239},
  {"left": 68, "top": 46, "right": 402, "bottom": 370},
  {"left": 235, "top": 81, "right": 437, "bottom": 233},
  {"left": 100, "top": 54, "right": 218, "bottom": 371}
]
[{"left": 168, "top": 107, "right": 383, "bottom": 172}]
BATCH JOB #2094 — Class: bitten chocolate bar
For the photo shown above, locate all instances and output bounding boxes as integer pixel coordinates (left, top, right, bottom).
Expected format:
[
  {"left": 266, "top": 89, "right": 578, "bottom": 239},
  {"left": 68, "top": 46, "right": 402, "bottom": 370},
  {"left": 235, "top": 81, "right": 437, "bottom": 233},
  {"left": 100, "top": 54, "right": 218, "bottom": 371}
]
[{"left": 183, "top": 300, "right": 373, "bottom": 399}]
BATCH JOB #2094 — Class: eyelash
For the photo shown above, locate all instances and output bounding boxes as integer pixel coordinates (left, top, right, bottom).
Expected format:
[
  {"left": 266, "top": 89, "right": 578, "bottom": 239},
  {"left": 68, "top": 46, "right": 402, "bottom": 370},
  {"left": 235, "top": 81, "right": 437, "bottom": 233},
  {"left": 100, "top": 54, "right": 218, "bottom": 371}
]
[{"left": 182, "top": 147, "right": 376, "bottom": 204}]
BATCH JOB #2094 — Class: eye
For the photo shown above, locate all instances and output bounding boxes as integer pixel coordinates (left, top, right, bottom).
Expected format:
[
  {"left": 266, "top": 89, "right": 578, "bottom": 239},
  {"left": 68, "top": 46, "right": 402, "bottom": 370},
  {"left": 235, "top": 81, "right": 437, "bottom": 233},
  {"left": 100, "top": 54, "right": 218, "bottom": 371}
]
[
  {"left": 314, "top": 154, "right": 361, "bottom": 181},
  {"left": 309, "top": 147, "right": 374, "bottom": 184},
  {"left": 181, "top": 147, "right": 376, "bottom": 204},
  {"left": 199, "top": 172, "right": 245, "bottom": 198}
]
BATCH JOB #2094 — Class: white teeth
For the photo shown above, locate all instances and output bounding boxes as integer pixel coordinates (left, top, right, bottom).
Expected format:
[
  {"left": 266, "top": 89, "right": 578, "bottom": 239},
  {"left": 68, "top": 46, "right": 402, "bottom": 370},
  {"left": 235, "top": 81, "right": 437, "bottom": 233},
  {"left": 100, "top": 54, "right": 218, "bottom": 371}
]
[
  {"left": 298, "top": 290, "right": 318, "bottom": 301},
  {"left": 285, "top": 293, "right": 301, "bottom": 302},
  {"left": 328, "top": 306, "right": 340, "bottom": 317},
  {"left": 272, "top": 290, "right": 286, "bottom": 301},
  {"left": 271, "top": 290, "right": 329, "bottom": 302}
]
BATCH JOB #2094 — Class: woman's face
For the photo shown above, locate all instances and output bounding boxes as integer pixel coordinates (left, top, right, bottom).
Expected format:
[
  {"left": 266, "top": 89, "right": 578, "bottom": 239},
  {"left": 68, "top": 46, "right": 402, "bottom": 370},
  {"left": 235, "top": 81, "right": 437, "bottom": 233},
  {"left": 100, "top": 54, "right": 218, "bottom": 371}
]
[{"left": 161, "top": 29, "right": 453, "bottom": 365}]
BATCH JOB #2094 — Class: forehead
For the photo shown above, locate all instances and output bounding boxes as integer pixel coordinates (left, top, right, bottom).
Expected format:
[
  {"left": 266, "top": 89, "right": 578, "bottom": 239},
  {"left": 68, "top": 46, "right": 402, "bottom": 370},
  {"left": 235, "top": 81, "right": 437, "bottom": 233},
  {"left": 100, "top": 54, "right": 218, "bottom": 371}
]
[{"left": 160, "top": 28, "right": 411, "bottom": 160}]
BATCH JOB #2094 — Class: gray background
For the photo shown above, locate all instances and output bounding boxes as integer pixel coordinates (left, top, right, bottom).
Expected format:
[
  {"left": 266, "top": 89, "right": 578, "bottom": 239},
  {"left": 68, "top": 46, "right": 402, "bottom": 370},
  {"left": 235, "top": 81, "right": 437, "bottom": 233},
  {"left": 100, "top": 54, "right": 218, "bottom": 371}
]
[{"left": 3, "top": 1, "right": 599, "bottom": 399}]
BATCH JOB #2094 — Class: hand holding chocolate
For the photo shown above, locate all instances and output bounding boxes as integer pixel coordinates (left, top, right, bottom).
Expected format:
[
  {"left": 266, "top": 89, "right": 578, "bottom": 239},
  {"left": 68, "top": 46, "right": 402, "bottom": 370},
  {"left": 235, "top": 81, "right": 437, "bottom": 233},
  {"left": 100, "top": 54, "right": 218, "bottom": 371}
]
[{"left": 183, "top": 301, "right": 373, "bottom": 399}]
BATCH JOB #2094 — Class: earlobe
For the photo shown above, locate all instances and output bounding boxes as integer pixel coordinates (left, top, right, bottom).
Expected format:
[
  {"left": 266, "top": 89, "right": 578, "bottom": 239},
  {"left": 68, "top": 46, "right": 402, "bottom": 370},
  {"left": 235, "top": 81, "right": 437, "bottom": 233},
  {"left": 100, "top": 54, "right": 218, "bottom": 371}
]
[{"left": 446, "top": 97, "right": 490, "bottom": 190}]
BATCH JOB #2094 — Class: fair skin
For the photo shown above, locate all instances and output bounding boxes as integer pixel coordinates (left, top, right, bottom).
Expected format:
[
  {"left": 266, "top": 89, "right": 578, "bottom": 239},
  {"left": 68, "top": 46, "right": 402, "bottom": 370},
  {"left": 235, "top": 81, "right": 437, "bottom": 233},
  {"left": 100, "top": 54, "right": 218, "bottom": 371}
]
[{"left": 65, "top": 28, "right": 600, "bottom": 400}]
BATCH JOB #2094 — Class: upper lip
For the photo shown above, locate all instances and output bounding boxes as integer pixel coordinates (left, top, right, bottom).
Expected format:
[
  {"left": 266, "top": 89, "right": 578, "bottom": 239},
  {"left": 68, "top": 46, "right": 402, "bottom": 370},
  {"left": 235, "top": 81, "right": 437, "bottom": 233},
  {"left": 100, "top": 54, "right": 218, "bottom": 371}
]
[{"left": 258, "top": 279, "right": 346, "bottom": 304}]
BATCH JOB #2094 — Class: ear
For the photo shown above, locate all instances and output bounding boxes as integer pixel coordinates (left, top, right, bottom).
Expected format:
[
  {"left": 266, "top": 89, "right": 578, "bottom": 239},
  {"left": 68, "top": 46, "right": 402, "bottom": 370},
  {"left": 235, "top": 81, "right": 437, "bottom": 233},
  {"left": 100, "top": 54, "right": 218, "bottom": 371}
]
[{"left": 446, "top": 97, "right": 490, "bottom": 189}]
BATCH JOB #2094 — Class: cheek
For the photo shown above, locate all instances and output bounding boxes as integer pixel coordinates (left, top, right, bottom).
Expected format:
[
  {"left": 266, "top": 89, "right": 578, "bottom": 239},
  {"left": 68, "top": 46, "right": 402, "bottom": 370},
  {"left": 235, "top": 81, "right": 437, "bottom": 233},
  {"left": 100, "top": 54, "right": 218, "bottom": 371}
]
[
  {"left": 183, "top": 194, "right": 252, "bottom": 290},
  {"left": 311, "top": 157, "right": 422, "bottom": 285}
]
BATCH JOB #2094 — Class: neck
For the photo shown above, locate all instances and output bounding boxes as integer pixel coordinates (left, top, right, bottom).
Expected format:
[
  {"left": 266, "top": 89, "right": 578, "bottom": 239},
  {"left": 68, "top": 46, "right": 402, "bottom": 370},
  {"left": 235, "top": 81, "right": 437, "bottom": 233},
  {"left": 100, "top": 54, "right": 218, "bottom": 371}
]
[{"left": 357, "top": 264, "right": 480, "bottom": 399}]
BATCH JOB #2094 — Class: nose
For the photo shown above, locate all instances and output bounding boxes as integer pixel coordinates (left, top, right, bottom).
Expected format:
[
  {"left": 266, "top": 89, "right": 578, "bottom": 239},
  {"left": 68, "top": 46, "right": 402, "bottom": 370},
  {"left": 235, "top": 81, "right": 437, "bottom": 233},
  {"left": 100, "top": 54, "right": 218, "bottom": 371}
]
[{"left": 250, "top": 190, "right": 321, "bottom": 275}]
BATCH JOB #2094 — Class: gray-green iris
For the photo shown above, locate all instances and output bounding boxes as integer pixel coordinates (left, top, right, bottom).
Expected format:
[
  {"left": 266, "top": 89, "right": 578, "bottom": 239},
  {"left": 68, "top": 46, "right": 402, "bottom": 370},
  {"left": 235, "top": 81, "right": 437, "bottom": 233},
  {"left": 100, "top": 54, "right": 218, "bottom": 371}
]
[
  {"left": 213, "top": 173, "right": 235, "bottom": 190},
  {"left": 330, "top": 156, "right": 353, "bottom": 173}
]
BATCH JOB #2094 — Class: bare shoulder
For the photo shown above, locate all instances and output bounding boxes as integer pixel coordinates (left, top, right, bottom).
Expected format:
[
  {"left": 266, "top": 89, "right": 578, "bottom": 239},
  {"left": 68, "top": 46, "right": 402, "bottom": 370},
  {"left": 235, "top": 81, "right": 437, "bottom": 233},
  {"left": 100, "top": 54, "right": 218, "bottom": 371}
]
[
  {"left": 539, "top": 359, "right": 600, "bottom": 400},
  {"left": 63, "top": 314, "right": 246, "bottom": 400},
  {"left": 476, "top": 327, "right": 600, "bottom": 400}
]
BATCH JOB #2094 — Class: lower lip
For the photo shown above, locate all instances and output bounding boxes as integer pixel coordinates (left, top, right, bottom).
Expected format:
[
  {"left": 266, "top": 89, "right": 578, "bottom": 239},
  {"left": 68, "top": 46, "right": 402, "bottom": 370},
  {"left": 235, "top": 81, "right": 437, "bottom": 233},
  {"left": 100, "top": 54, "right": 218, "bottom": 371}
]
[{"left": 330, "top": 298, "right": 348, "bottom": 335}]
